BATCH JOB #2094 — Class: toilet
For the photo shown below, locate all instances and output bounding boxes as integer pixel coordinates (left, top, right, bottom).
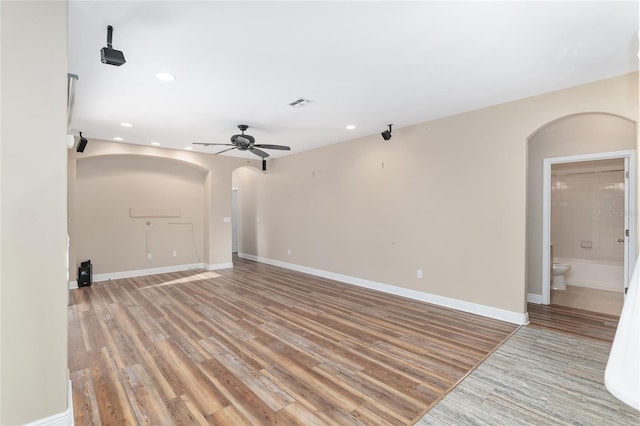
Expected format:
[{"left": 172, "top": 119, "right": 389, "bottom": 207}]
[{"left": 552, "top": 262, "right": 571, "bottom": 290}]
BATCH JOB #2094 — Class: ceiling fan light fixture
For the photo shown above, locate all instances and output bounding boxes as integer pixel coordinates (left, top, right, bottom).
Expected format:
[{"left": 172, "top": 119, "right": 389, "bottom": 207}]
[{"left": 193, "top": 124, "right": 291, "bottom": 158}]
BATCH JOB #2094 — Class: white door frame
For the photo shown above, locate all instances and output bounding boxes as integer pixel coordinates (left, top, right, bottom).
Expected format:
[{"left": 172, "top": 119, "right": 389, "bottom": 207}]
[
  {"left": 232, "top": 187, "right": 238, "bottom": 253},
  {"left": 542, "top": 150, "right": 636, "bottom": 305}
]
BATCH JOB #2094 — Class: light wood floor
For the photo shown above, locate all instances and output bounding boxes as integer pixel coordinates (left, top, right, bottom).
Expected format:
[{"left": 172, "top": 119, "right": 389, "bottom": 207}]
[
  {"left": 551, "top": 285, "right": 624, "bottom": 316},
  {"left": 69, "top": 258, "right": 517, "bottom": 425},
  {"left": 527, "top": 303, "right": 619, "bottom": 343}
]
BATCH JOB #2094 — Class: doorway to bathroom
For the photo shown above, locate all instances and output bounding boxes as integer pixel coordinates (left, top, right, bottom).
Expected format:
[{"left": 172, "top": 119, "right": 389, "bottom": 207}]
[{"left": 542, "top": 150, "right": 636, "bottom": 316}]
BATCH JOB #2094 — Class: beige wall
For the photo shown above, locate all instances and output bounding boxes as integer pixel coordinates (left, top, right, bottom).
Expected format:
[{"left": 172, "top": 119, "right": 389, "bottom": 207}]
[
  {"left": 527, "top": 114, "right": 636, "bottom": 296},
  {"left": 237, "top": 73, "right": 638, "bottom": 315},
  {"left": 69, "top": 140, "right": 259, "bottom": 274},
  {"left": 75, "top": 155, "right": 206, "bottom": 274},
  {"left": 0, "top": 1, "right": 69, "bottom": 424}
]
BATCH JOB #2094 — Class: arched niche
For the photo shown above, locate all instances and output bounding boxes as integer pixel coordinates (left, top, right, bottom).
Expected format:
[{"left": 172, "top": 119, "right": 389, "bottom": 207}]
[{"left": 70, "top": 153, "right": 209, "bottom": 275}]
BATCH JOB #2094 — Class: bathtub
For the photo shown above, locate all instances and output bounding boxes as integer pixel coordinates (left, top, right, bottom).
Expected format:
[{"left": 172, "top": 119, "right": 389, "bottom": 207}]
[{"left": 556, "top": 257, "right": 624, "bottom": 293}]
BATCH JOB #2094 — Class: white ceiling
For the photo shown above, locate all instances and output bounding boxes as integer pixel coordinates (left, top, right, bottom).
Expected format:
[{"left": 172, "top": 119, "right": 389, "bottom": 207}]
[{"left": 68, "top": 1, "right": 639, "bottom": 159}]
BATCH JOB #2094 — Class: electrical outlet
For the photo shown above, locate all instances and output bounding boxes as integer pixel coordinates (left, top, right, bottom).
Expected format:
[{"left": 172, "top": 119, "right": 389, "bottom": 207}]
[
  {"left": 147, "top": 253, "right": 152, "bottom": 260},
  {"left": 172, "top": 250, "right": 177, "bottom": 257},
  {"left": 417, "top": 269, "right": 422, "bottom": 279},
  {"left": 287, "top": 249, "right": 291, "bottom": 255}
]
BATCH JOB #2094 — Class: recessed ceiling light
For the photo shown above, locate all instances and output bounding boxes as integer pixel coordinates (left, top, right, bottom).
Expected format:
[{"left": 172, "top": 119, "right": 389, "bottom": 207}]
[
  {"left": 345, "top": 124, "right": 356, "bottom": 130},
  {"left": 185, "top": 146, "right": 193, "bottom": 150},
  {"left": 120, "top": 122, "right": 133, "bottom": 128},
  {"left": 156, "top": 72, "right": 176, "bottom": 82},
  {"left": 150, "top": 141, "right": 161, "bottom": 146},
  {"left": 112, "top": 137, "right": 123, "bottom": 141}
]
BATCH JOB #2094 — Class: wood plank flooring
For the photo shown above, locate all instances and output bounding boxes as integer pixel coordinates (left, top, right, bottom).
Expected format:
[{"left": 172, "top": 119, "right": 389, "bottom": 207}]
[
  {"left": 418, "top": 326, "right": 640, "bottom": 425},
  {"left": 69, "top": 258, "right": 517, "bottom": 425},
  {"left": 527, "top": 303, "right": 619, "bottom": 343}
]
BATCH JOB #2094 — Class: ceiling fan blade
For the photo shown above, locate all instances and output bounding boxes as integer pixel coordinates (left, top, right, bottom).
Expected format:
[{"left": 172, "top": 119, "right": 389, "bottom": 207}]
[
  {"left": 249, "top": 147, "right": 270, "bottom": 158},
  {"left": 192, "top": 142, "right": 235, "bottom": 147},
  {"left": 253, "top": 144, "right": 291, "bottom": 151},
  {"left": 214, "top": 147, "right": 238, "bottom": 155}
]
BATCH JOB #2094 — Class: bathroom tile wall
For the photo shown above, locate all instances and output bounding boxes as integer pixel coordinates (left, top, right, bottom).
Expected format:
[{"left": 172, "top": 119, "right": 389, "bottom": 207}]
[{"left": 551, "top": 160, "right": 625, "bottom": 264}]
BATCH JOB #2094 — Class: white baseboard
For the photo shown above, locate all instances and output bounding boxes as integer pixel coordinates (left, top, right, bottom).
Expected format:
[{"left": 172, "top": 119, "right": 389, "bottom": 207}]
[
  {"left": 208, "top": 262, "right": 233, "bottom": 271},
  {"left": 27, "top": 378, "right": 74, "bottom": 425},
  {"left": 239, "top": 253, "right": 528, "bottom": 325},
  {"left": 92, "top": 263, "right": 206, "bottom": 282},
  {"left": 527, "top": 293, "right": 544, "bottom": 304}
]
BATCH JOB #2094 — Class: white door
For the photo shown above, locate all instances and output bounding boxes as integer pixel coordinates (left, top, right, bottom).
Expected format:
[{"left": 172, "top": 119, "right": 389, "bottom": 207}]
[{"left": 623, "top": 157, "right": 630, "bottom": 295}]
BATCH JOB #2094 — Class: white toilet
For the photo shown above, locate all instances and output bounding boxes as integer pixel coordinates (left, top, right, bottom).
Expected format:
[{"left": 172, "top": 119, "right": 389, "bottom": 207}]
[{"left": 552, "top": 262, "right": 571, "bottom": 290}]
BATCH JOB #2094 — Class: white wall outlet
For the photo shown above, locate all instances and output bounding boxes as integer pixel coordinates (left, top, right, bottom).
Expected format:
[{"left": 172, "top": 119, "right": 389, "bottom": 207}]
[
  {"left": 147, "top": 253, "right": 152, "bottom": 260},
  {"left": 287, "top": 249, "right": 291, "bottom": 255},
  {"left": 172, "top": 250, "right": 177, "bottom": 257},
  {"left": 223, "top": 217, "right": 231, "bottom": 223},
  {"left": 417, "top": 269, "right": 422, "bottom": 278}
]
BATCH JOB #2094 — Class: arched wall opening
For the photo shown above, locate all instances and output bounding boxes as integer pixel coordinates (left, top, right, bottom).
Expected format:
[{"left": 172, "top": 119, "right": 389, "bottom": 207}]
[{"left": 525, "top": 113, "right": 637, "bottom": 303}]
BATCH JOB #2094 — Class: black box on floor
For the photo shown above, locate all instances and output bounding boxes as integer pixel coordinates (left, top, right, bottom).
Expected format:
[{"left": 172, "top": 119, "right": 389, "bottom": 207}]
[{"left": 78, "top": 260, "right": 92, "bottom": 287}]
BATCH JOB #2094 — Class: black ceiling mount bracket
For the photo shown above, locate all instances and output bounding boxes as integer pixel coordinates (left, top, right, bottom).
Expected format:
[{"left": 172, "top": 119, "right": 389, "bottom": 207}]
[{"left": 106, "top": 25, "right": 114, "bottom": 48}]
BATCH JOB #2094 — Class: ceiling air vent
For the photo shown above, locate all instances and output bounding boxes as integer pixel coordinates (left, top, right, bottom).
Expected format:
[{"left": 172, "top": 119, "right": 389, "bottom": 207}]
[{"left": 289, "top": 98, "right": 313, "bottom": 107}]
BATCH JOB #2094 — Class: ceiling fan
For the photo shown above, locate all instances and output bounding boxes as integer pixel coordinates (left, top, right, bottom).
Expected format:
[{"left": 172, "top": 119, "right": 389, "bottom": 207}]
[{"left": 193, "top": 124, "right": 291, "bottom": 158}]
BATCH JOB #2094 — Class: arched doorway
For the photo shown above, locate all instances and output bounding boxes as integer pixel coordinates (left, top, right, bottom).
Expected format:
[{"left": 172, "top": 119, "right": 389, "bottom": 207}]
[
  {"left": 526, "top": 113, "right": 636, "bottom": 315},
  {"left": 231, "top": 166, "right": 261, "bottom": 259}
]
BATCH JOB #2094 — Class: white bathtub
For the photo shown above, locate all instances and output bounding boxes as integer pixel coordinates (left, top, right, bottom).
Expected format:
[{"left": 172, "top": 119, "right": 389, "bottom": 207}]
[{"left": 556, "top": 257, "right": 624, "bottom": 293}]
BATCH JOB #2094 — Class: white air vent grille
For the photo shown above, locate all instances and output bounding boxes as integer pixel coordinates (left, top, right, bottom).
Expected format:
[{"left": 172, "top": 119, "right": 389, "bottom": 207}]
[{"left": 289, "top": 98, "right": 313, "bottom": 107}]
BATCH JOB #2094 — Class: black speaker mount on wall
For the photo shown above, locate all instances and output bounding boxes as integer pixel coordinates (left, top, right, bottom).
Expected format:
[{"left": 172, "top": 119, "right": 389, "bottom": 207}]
[
  {"left": 381, "top": 124, "right": 393, "bottom": 141},
  {"left": 76, "top": 132, "right": 88, "bottom": 153}
]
